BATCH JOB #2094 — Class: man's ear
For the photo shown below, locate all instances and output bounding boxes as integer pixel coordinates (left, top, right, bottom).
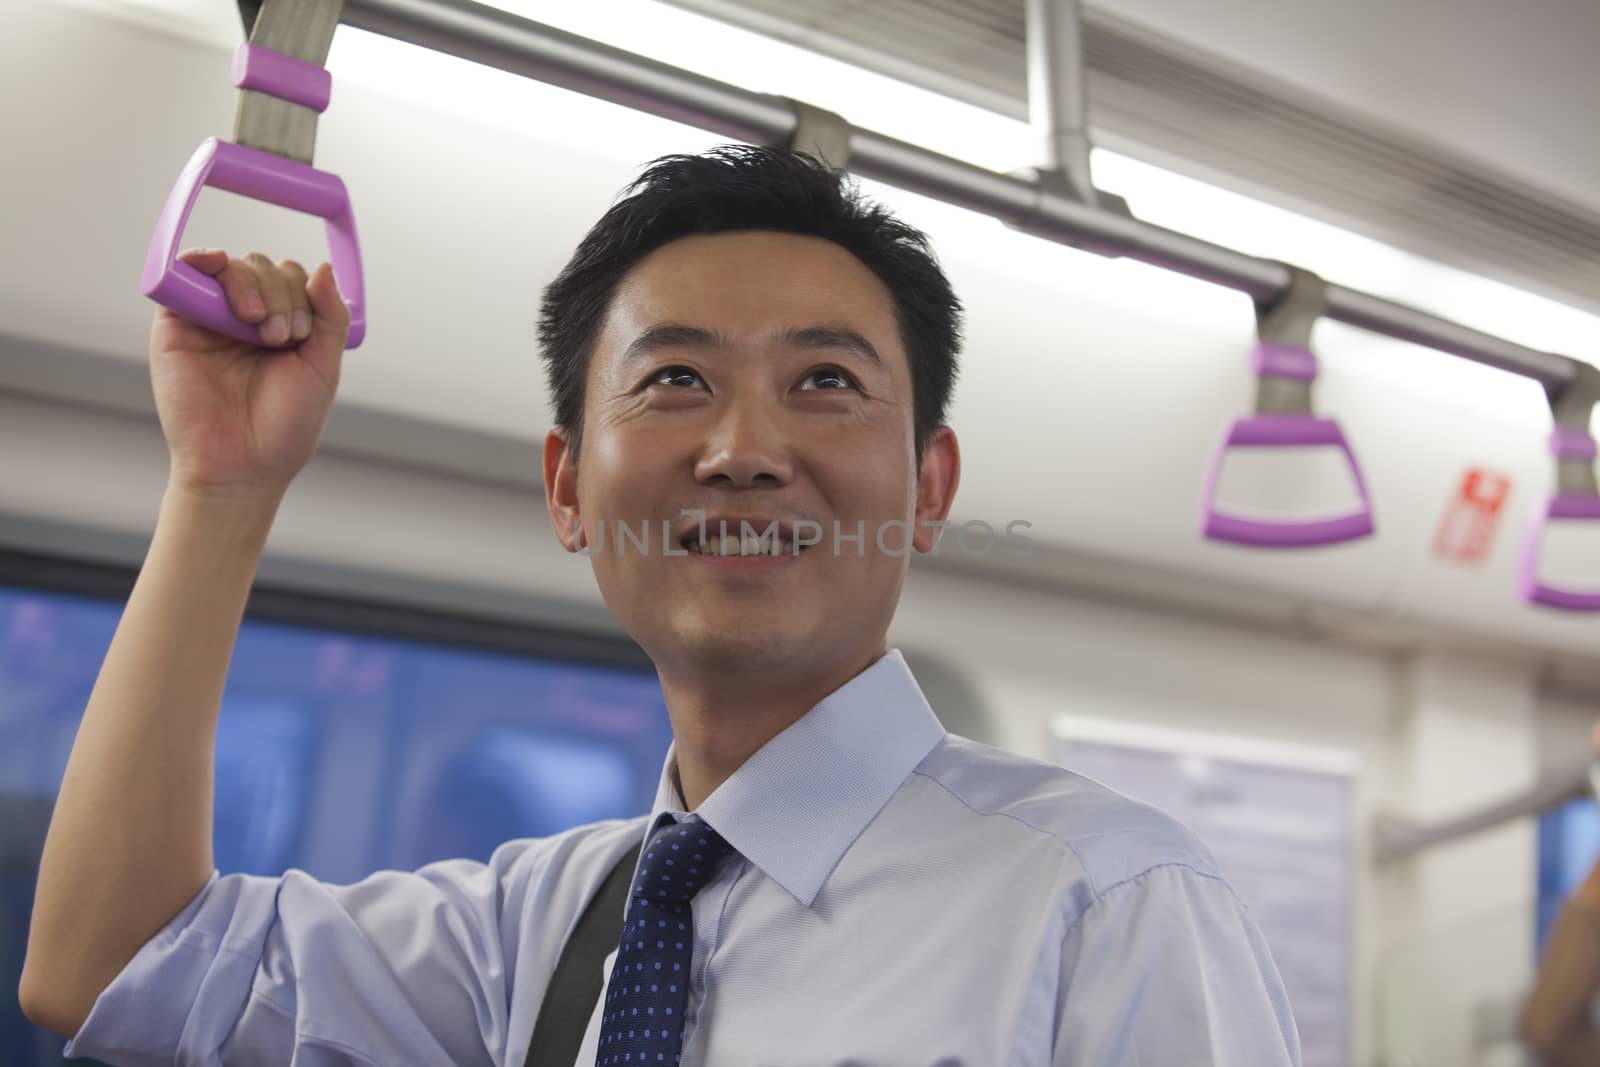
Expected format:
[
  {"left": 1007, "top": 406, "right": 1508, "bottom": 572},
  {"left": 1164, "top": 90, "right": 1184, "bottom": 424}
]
[
  {"left": 912, "top": 426, "right": 960, "bottom": 554},
  {"left": 544, "top": 427, "right": 585, "bottom": 552}
]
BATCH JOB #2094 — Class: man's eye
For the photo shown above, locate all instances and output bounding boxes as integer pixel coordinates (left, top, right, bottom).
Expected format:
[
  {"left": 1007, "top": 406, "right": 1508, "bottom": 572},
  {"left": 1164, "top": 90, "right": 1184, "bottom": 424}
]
[
  {"left": 649, "top": 366, "right": 704, "bottom": 389},
  {"left": 800, "top": 365, "right": 859, "bottom": 391}
]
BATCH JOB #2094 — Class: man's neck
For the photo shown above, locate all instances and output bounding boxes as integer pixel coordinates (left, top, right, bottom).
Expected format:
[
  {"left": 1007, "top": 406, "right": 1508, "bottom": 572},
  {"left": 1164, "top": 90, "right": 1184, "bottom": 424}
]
[{"left": 661, "top": 644, "right": 887, "bottom": 811}]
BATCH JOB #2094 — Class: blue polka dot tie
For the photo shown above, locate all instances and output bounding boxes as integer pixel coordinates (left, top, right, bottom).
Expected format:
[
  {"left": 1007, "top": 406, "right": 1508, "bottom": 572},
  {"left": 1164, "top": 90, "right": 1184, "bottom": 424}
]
[{"left": 595, "top": 813, "right": 738, "bottom": 1066}]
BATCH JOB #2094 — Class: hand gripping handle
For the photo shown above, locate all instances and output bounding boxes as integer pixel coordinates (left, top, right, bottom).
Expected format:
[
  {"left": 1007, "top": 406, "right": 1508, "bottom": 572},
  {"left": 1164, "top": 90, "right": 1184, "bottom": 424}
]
[
  {"left": 1520, "top": 428, "right": 1600, "bottom": 611},
  {"left": 1201, "top": 414, "right": 1376, "bottom": 547},
  {"left": 141, "top": 137, "right": 366, "bottom": 349}
]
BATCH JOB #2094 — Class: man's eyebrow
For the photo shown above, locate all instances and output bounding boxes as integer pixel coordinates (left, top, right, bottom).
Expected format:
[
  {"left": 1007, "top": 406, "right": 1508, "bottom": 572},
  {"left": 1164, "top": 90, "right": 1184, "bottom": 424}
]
[
  {"left": 618, "top": 323, "right": 883, "bottom": 368},
  {"left": 779, "top": 326, "right": 882, "bottom": 367},
  {"left": 620, "top": 324, "right": 729, "bottom": 368}
]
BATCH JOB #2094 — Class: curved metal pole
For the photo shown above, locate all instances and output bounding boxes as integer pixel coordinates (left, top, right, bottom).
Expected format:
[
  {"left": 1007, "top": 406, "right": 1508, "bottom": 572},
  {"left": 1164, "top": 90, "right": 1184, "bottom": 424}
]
[
  {"left": 1373, "top": 761, "right": 1596, "bottom": 863},
  {"left": 340, "top": 0, "right": 1582, "bottom": 391}
]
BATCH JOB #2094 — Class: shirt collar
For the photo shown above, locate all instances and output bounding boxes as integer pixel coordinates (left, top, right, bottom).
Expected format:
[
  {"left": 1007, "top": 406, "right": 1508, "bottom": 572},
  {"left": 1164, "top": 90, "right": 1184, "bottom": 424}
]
[{"left": 644, "top": 648, "right": 946, "bottom": 909}]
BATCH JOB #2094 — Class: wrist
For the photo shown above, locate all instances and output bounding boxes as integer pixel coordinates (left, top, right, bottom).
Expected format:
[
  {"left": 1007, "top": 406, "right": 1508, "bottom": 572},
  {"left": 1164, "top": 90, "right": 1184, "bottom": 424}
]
[{"left": 160, "top": 479, "right": 284, "bottom": 543}]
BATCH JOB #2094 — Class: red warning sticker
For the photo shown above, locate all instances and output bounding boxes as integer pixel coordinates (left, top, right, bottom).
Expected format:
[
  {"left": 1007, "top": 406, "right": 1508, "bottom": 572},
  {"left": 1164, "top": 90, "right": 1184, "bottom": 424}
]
[{"left": 1433, "top": 468, "right": 1513, "bottom": 565}]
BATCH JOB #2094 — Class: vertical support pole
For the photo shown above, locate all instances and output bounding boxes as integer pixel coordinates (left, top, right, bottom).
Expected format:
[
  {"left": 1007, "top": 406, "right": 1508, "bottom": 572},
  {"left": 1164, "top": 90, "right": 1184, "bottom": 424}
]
[{"left": 1025, "top": 0, "right": 1097, "bottom": 205}]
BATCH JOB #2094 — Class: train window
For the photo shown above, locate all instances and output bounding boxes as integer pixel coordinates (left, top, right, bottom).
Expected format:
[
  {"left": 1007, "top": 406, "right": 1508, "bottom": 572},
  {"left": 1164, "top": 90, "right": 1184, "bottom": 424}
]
[
  {"left": 0, "top": 576, "right": 669, "bottom": 1063},
  {"left": 1537, "top": 796, "right": 1600, "bottom": 953}
]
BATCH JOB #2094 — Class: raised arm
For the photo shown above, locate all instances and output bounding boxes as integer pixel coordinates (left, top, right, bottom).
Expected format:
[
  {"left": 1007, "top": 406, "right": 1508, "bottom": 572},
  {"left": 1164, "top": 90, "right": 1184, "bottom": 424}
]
[{"left": 19, "top": 251, "right": 349, "bottom": 1037}]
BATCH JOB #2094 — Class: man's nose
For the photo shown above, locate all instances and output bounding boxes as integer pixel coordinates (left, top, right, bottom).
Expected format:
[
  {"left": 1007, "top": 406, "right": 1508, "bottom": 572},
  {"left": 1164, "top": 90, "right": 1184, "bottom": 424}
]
[{"left": 693, "top": 396, "right": 796, "bottom": 489}]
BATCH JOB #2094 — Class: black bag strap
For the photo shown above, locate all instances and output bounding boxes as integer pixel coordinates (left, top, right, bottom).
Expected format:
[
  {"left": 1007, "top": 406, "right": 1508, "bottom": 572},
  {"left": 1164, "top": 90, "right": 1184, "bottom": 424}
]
[{"left": 525, "top": 835, "right": 645, "bottom": 1067}]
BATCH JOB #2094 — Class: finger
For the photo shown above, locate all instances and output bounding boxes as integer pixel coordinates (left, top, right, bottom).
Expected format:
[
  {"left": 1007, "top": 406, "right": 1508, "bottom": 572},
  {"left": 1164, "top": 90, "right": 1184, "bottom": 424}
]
[
  {"left": 175, "top": 249, "right": 267, "bottom": 325},
  {"left": 176, "top": 248, "right": 229, "bottom": 275},
  {"left": 245, "top": 252, "right": 294, "bottom": 347},
  {"left": 278, "top": 258, "right": 312, "bottom": 341},
  {"left": 207, "top": 256, "right": 268, "bottom": 327}
]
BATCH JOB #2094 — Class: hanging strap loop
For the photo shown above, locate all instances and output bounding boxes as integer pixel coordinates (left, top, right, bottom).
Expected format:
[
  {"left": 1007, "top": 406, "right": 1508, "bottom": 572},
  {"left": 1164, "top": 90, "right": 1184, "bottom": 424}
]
[
  {"left": 1545, "top": 362, "right": 1600, "bottom": 498},
  {"left": 140, "top": 0, "right": 366, "bottom": 348},
  {"left": 1251, "top": 264, "right": 1326, "bottom": 415},
  {"left": 1201, "top": 265, "right": 1375, "bottom": 548},
  {"left": 1521, "top": 362, "right": 1600, "bottom": 611},
  {"left": 233, "top": 0, "right": 345, "bottom": 165}
]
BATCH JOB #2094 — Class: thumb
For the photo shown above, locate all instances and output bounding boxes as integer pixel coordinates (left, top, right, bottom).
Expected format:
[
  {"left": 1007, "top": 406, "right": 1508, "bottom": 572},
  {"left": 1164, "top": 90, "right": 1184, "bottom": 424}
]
[{"left": 300, "top": 262, "right": 352, "bottom": 381}]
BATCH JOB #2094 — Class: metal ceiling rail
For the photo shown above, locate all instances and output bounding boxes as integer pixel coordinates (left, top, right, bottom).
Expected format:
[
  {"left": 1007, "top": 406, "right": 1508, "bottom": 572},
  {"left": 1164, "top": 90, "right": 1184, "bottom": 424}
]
[
  {"left": 340, "top": 0, "right": 1582, "bottom": 391},
  {"left": 1373, "top": 760, "right": 1597, "bottom": 863}
]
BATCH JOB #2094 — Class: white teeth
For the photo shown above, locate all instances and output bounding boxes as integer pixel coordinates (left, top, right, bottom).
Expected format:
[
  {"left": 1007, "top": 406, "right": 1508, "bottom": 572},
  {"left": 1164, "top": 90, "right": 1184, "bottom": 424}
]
[{"left": 685, "top": 533, "right": 800, "bottom": 556}]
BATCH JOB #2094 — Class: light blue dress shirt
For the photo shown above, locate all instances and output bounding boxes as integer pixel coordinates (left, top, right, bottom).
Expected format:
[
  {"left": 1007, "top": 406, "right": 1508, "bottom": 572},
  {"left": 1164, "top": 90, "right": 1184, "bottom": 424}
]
[{"left": 65, "top": 648, "right": 1301, "bottom": 1066}]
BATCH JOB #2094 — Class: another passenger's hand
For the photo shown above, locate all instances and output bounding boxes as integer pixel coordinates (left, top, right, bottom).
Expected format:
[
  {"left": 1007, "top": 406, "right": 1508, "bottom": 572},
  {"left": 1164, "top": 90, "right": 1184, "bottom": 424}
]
[{"left": 1520, "top": 839, "right": 1600, "bottom": 1064}]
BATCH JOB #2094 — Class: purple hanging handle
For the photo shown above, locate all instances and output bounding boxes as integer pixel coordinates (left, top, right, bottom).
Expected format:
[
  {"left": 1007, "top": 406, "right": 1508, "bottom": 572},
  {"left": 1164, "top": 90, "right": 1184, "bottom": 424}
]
[
  {"left": 141, "top": 43, "right": 364, "bottom": 348},
  {"left": 1520, "top": 428, "right": 1600, "bottom": 611},
  {"left": 141, "top": 137, "right": 365, "bottom": 349},
  {"left": 1201, "top": 413, "right": 1376, "bottom": 548},
  {"left": 1201, "top": 342, "right": 1375, "bottom": 547}
]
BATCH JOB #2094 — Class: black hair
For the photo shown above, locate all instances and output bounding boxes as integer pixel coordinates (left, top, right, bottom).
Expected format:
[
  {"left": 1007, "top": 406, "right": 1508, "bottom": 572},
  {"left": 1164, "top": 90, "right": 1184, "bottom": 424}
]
[{"left": 537, "top": 144, "right": 963, "bottom": 467}]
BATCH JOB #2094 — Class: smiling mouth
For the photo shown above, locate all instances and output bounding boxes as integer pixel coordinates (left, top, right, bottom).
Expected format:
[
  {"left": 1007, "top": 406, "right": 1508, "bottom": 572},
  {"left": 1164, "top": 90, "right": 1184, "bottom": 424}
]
[{"left": 681, "top": 532, "right": 812, "bottom": 557}]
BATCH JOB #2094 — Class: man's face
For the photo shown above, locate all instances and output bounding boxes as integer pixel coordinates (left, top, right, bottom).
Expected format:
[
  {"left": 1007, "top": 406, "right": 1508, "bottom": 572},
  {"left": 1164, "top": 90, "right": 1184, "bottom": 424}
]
[{"left": 544, "top": 230, "right": 957, "bottom": 677}]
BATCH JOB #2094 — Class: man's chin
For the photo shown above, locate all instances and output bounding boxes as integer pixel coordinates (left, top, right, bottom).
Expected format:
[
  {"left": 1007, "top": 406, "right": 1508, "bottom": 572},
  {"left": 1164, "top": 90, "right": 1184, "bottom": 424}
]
[{"left": 666, "top": 615, "right": 813, "bottom": 673}]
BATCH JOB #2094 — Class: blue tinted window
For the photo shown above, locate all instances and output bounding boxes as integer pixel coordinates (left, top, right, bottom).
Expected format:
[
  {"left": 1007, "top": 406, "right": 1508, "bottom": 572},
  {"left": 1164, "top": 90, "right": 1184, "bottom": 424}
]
[
  {"left": 1538, "top": 797, "right": 1600, "bottom": 952},
  {"left": 0, "top": 580, "right": 668, "bottom": 1063}
]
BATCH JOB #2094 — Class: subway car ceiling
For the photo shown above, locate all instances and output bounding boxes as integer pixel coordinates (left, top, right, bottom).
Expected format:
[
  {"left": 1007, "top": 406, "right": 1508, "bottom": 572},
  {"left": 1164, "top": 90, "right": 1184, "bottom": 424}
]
[{"left": 5, "top": 0, "right": 1597, "bottom": 675}]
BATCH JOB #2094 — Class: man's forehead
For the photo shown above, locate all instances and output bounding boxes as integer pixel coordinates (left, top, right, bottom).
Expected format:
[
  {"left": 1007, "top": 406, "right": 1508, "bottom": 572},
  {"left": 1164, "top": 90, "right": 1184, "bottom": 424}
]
[
  {"left": 614, "top": 232, "right": 893, "bottom": 310},
  {"left": 599, "top": 232, "right": 903, "bottom": 361}
]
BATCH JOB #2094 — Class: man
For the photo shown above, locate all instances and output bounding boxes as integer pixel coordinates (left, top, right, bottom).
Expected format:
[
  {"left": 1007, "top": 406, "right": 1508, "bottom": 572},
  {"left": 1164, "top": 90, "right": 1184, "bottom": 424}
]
[{"left": 23, "top": 145, "right": 1300, "bottom": 1064}]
